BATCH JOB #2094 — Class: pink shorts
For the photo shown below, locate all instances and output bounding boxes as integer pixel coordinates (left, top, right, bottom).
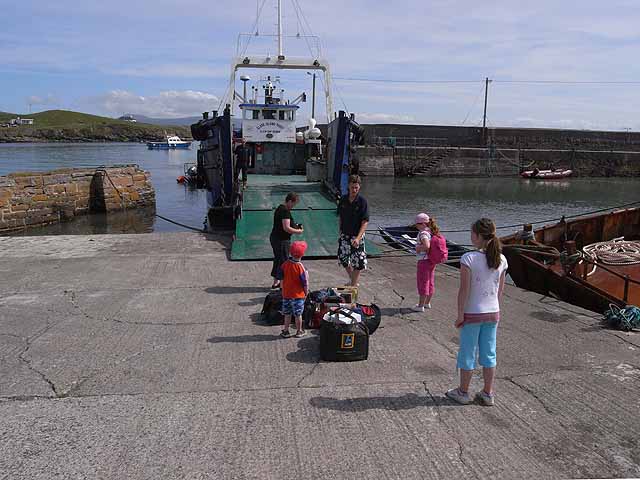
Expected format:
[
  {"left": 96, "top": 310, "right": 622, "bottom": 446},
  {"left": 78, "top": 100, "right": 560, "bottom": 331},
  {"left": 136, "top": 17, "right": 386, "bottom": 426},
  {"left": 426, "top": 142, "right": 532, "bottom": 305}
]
[{"left": 417, "top": 260, "right": 436, "bottom": 297}]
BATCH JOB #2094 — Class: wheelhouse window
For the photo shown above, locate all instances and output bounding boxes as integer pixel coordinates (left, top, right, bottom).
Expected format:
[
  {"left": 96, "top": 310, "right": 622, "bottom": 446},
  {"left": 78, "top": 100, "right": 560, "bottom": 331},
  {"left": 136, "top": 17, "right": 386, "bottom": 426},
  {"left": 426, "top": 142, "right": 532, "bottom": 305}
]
[
  {"left": 252, "top": 109, "right": 259, "bottom": 120},
  {"left": 263, "top": 109, "right": 275, "bottom": 120}
]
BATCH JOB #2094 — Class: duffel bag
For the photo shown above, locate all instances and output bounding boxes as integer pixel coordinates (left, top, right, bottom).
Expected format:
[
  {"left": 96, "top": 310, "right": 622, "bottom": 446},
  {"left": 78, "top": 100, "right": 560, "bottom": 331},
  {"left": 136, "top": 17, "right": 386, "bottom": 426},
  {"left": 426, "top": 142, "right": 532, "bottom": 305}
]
[
  {"left": 352, "top": 303, "right": 382, "bottom": 335},
  {"left": 261, "top": 290, "right": 284, "bottom": 325},
  {"left": 320, "top": 308, "right": 369, "bottom": 362}
]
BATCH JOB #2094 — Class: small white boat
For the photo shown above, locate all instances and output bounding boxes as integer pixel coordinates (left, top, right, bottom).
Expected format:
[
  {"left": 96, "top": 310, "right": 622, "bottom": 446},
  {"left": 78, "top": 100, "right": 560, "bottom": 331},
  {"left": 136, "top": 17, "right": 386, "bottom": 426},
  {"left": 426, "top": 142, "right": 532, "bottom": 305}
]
[
  {"left": 147, "top": 135, "right": 191, "bottom": 150},
  {"left": 521, "top": 168, "right": 572, "bottom": 179}
]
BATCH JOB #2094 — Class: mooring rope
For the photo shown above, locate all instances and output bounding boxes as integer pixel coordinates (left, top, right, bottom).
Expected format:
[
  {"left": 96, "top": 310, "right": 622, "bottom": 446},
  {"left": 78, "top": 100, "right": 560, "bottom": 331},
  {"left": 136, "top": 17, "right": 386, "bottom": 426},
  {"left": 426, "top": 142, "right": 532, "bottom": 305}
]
[
  {"left": 582, "top": 240, "right": 640, "bottom": 265},
  {"left": 604, "top": 304, "right": 640, "bottom": 331},
  {"left": 367, "top": 199, "right": 640, "bottom": 235}
]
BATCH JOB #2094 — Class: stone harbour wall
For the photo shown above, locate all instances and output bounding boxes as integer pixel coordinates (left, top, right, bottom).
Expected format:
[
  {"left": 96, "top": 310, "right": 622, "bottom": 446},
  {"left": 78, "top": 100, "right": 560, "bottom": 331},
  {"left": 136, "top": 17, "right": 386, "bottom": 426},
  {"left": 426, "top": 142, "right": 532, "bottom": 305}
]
[
  {"left": 0, "top": 165, "right": 155, "bottom": 233},
  {"left": 358, "top": 146, "right": 640, "bottom": 177}
]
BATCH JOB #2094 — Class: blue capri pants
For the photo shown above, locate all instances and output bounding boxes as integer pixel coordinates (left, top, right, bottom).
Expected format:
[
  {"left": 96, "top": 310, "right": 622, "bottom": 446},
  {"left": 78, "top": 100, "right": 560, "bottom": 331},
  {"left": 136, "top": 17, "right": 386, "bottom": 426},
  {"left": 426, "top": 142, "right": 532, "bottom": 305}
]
[{"left": 456, "top": 322, "right": 498, "bottom": 370}]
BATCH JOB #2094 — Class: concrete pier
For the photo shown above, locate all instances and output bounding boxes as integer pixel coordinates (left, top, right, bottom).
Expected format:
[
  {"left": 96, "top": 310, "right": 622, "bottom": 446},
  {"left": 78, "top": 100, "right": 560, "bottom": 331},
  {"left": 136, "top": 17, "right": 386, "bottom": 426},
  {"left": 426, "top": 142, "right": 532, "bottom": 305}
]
[{"left": 1, "top": 233, "right": 639, "bottom": 479}]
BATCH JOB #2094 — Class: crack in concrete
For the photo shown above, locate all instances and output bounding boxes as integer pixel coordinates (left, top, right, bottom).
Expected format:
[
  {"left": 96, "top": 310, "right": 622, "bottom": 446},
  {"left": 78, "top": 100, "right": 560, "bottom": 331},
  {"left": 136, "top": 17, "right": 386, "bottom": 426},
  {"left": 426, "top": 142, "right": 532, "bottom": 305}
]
[
  {"left": 0, "top": 333, "right": 25, "bottom": 340},
  {"left": 392, "top": 289, "right": 405, "bottom": 302},
  {"left": 408, "top": 321, "right": 458, "bottom": 357},
  {"left": 424, "top": 382, "right": 469, "bottom": 471},
  {"left": 296, "top": 361, "right": 321, "bottom": 388},
  {"left": 1, "top": 284, "right": 271, "bottom": 298},
  {"left": 63, "top": 345, "right": 170, "bottom": 397},
  {"left": 16, "top": 321, "right": 63, "bottom": 399},
  {"left": 63, "top": 289, "right": 223, "bottom": 327},
  {"left": 504, "top": 376, "right": 554, "bottom": 415},
  {"left": 0, "top": 378, "right": 444, "bottom": 402}
]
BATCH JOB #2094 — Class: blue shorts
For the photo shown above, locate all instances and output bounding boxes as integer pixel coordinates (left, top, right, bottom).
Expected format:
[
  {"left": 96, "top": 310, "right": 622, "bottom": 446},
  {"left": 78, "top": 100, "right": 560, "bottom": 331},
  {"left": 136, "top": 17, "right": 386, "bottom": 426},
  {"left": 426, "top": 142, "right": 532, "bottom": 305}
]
[
  {"left": 282, "top": 298, "right": 305, "bottom": 316},
  {"left": 456, "top": 322, "right": 497, "bottom": 370}
]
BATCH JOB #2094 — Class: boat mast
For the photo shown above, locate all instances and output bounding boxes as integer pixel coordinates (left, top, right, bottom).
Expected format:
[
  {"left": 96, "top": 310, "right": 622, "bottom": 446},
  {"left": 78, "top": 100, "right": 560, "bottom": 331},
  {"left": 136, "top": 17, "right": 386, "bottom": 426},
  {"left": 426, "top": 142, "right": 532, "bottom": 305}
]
[{"left": 277, "top": 0, "right": 284, "bottom": 59}]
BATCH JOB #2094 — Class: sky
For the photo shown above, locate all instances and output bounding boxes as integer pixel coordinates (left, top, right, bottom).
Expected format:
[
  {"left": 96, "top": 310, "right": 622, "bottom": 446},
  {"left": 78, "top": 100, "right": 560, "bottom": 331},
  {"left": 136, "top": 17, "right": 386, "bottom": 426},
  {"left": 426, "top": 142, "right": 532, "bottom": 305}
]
[{"left": 1, "top": 0, "right": 640, "bottom": 130}]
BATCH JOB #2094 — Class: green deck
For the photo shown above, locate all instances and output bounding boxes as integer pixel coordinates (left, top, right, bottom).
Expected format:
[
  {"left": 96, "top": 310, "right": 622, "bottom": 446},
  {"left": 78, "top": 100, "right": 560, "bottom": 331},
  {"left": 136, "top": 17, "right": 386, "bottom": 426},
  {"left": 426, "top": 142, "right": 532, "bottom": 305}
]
[{"left": 231, "top": 175, "right": 380, "bottom": 260}]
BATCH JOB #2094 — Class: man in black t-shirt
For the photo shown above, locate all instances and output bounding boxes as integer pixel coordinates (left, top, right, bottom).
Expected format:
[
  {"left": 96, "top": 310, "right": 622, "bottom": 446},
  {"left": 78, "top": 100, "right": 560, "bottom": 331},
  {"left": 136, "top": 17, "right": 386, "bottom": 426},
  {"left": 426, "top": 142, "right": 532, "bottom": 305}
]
[
  {"left": 269, "top": 192, "right": 304, "bottom": 289},
  {"left": 234, "top": 141, "right": 249, "bottom": 188},
  {"left": 337, "top": 175, "right": 369, "bottom": 286}
]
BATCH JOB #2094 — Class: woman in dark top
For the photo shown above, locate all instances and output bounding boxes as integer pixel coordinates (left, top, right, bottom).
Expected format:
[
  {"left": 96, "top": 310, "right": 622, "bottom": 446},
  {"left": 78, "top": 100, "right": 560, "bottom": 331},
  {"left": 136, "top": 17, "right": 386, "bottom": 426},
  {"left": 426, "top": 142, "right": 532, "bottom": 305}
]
[{"left": 270, "top": 192, "right": 304, "bottom": 289}]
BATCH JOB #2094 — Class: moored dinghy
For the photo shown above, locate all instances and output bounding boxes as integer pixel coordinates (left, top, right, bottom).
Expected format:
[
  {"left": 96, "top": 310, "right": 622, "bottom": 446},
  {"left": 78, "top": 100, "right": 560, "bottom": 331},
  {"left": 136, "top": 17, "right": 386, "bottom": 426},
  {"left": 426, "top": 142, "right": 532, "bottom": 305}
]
[{"left": 378, "top": 225, "right": 471, "bottom": 267}]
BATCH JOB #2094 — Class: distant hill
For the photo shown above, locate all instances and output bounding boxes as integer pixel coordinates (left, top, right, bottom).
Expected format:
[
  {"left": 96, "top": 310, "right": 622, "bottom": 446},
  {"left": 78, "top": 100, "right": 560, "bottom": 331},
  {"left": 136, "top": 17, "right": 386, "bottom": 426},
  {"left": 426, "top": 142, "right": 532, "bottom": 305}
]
[
  {"left": 131, "top": 114, "right": 201, "bottom": 126},
  {"left": 0, "top": 109, "right": 192, "bottom": 143}
]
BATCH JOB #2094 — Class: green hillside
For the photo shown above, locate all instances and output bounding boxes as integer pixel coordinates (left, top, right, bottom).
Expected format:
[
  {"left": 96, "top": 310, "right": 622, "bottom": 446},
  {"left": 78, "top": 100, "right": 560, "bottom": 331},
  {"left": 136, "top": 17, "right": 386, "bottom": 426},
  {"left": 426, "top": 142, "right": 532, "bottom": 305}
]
[
  {"left": 1, "top": 110, "right": 152, "bottom": 127},
  {"left": 0, "top": 109, "right": 192, "bottom": 143}
]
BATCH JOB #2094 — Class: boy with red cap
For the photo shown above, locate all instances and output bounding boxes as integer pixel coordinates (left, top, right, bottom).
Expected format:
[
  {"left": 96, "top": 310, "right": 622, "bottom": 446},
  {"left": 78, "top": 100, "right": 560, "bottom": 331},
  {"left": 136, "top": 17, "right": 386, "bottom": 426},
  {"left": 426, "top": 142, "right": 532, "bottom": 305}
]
[{"left": 280, "top": 241, "right": 309, "bottom": 338}]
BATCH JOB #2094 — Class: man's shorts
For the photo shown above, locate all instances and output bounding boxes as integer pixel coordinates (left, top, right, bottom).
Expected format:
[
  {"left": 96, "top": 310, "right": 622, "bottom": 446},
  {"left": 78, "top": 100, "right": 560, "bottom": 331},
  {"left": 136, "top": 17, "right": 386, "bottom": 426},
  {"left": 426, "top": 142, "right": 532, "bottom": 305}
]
[
  {"left": 338, "top": 233, "right": 367, "bottom": 270},
  {"left": 282, "top": 298, "right": 305, "bottom": 316},
  {"left": 456, "top": 322, "right": 498, "bottom": 370}
]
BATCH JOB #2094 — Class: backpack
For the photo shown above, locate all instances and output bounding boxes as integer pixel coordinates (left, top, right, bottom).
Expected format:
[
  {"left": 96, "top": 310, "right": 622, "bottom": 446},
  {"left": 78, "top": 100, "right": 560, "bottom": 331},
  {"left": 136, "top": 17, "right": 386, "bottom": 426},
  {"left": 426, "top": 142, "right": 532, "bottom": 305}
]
[
  {"left": 428, "top": 234, "right": 448, "bottom": 264},
  {"left": 261, "top": 291, "right": 284, "bottom": 325},
  {"left": 303, "top": 288, "right": 347, "bottom": 330}
]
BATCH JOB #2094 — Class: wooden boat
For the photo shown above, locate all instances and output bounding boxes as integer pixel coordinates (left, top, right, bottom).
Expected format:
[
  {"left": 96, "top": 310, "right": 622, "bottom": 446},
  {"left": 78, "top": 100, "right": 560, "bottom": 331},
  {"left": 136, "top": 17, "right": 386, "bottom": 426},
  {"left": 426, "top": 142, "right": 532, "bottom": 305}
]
[
  {"left": 521, "top": 168, "right": 572, "bottom": 179},
  {"left": 501, "top": 207, "right": 640, "bottom": 313},
  {"left": 378, "top": 225, "right": 472, "bottom": 267}
]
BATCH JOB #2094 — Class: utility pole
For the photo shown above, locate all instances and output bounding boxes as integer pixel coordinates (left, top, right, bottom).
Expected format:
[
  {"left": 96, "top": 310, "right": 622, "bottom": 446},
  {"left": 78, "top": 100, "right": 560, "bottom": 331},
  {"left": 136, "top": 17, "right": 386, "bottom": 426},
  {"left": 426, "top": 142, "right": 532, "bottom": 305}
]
[{"left": 482, "top": 77, "right": 490, "bottom": 143}]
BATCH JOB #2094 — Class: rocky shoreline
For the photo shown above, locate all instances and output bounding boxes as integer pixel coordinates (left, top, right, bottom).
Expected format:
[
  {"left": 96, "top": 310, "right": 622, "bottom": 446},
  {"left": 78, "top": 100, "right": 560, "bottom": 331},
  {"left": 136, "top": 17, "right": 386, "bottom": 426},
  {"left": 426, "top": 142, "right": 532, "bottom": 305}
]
[{"left": 0, "top": 124, "right": 192, "bottom": 143}]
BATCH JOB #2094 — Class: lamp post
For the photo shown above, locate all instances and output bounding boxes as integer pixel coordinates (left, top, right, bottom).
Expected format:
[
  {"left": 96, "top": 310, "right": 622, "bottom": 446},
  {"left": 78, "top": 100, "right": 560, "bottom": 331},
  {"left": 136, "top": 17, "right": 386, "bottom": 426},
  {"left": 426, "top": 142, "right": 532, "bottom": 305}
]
[
  {"left": 307, "top": 71, "right": 316, "bottom": 119},
  {"left": 240, "top": 75, "right": 250, "bottom": 119}
]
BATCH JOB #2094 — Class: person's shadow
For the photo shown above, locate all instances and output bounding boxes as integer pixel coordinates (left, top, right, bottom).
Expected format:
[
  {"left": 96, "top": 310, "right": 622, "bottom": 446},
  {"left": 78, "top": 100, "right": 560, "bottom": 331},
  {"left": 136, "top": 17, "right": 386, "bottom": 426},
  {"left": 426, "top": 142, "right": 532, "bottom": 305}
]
[
  {"left": 206, "top": 334, "right": 280, "bottom": 344},
  {"left": 205, "top": 286, "right": 270, "bottom": 295},
  {"left": 309, "top": 393, "right": 462, "bottom": 411},
  {"left": 286, "top": 335, "right": 320, "bottom": 364}
]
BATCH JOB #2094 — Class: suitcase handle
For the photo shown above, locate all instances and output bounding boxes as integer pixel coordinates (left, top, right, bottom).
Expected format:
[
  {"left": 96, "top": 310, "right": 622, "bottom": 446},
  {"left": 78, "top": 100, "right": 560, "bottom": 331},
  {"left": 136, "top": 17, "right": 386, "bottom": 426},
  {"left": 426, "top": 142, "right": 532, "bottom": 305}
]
[{"left": 328, "top": 308, "right": 369, "bottom": 333}]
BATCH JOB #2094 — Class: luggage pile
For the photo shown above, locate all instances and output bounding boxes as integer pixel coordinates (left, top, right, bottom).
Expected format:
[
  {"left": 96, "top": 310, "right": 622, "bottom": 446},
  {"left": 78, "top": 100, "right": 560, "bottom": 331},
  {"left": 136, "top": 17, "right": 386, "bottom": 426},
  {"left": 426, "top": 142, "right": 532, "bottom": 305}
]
[{"left": 260, "top": 286, "right": 382, "bottom": 362}]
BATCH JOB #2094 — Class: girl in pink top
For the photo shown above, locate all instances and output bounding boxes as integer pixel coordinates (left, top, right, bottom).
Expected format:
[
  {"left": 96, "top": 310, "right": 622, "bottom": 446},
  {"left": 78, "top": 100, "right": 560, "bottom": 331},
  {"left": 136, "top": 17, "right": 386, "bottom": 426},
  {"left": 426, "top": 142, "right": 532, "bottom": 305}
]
[{"left": 413, "top": 213, "right": 441, "bottom": 312}]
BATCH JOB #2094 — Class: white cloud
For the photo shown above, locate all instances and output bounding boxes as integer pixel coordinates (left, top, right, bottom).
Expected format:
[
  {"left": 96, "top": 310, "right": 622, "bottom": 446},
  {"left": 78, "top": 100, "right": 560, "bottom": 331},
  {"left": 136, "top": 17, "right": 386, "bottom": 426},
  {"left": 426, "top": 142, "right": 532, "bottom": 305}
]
[
  {"left": 3, "top": 0, "right": 640, "bottom": 130},
  {"left": 88, "top": 90, "right": 219, "bottom": 118},
  {"left": 355, "top": 112, "right": 416, "bottom": 124},
  {"left": 102, "top": 64, "right": 229, "bottom": 79},
  {"left": 26, "top": 94, "right": 59, "bottom": 107}
]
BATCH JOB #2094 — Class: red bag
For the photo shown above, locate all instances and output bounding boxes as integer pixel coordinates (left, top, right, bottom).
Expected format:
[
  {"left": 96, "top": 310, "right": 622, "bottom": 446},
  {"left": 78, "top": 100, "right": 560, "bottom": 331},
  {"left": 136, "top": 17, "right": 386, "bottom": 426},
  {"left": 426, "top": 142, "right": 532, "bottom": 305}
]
[{"left": 428, "top": 234, "right": 449, "bottom": 264}]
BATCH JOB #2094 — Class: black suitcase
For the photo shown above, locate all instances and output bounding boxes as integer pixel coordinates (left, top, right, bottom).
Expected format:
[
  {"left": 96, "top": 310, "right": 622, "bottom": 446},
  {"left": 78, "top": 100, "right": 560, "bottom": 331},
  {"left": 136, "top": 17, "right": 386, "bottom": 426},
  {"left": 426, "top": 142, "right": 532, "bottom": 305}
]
[{"left": 320, "top": 309, "right": 369, "bottom": 362}]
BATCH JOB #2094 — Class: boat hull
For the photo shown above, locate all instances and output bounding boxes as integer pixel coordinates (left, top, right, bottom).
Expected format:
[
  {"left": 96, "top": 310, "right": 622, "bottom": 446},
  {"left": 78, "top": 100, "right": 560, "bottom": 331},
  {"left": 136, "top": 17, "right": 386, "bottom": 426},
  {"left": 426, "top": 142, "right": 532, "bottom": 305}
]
[
  {"left": 378, "top": 225, "right": 471, "bottom": 267},
  {"left": 147, "top": 142, "right": 191, "bottom": 149},
  {"left": 501, "top": 207, "right": 640, "bottom": 313},
  {"left": 521, "top": 169, "right": 572, "bottom": 179}
]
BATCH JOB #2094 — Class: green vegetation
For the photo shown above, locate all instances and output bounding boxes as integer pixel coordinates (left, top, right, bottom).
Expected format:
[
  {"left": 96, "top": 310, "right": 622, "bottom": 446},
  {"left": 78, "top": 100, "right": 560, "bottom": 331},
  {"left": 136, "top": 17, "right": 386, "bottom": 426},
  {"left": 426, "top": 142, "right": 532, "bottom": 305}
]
[{"left": 0, "top": 109, "right": 192, "bottom": 143}]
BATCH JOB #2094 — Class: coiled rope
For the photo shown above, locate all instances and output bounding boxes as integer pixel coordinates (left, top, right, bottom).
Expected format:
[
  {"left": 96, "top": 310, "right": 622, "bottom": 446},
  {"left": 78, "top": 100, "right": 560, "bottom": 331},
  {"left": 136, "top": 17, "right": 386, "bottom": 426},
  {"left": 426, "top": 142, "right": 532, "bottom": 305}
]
[
  {"left": 583, "top": 239, "right": 640, "bottom": 265},
  {"left": 604, "top": 304, "right": 640, "bottom": 331}
]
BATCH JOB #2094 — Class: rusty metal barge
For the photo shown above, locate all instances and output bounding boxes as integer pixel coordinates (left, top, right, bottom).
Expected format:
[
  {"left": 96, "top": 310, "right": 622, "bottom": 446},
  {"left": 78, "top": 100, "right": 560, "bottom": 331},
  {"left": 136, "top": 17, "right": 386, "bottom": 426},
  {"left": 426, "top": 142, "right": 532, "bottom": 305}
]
[{"left": 501, "top": 206, "right": 640, "bottom": 313}]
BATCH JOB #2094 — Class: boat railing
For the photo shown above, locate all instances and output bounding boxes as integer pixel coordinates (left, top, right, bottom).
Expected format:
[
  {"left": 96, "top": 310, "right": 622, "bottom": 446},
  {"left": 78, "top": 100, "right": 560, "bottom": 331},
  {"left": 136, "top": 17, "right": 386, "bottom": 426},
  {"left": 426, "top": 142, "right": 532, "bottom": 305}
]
[
  {"left": 371, "top": 136, "right": 449, "bottom": 147},
  {"left": 571, "top": 255, "right": 640, "bottom": 303}
]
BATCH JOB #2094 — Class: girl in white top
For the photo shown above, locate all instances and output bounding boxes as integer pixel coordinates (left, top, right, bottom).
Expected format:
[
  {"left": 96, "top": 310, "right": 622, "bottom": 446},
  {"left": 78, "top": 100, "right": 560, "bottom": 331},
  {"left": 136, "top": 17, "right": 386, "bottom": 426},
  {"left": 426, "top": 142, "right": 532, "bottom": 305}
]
[{"left": 446, "top": 218, "right": 508, "bottom": 407}]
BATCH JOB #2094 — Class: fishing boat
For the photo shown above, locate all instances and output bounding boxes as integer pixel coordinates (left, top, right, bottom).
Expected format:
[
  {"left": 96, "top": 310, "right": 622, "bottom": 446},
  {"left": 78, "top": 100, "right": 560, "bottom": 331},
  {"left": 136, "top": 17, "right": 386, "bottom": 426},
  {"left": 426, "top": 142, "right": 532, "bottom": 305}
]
[
  {"left": 501, "top": 207, "right": 640, "bottom": 313},
  {"left": 147, "top": 135, "right": 191, "bottom": 150},
  {"left": 187, "top": 0, "right": 375, "bottom": 261},
  {"left": 520, "top": 168, "right": 572, "bottom": 179},
  {"left": 378, "top": 225, "right": 472, "bottom": 267}
]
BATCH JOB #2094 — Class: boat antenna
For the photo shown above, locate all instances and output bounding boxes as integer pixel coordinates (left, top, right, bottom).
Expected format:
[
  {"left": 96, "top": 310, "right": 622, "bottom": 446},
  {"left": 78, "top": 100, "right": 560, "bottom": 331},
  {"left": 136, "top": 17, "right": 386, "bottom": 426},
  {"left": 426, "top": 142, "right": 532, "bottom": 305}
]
[
  {"left": 277, "top": 0, "right": 284, "bottom": 59},
  {"left": 255, "top": 0, "right": 260, "bottom": 35}
]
